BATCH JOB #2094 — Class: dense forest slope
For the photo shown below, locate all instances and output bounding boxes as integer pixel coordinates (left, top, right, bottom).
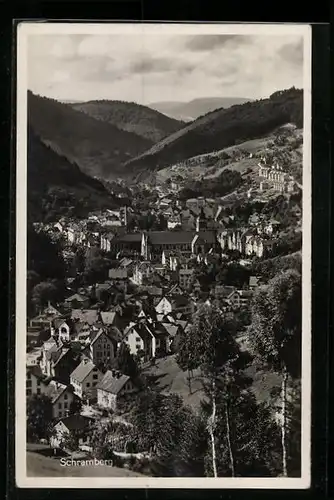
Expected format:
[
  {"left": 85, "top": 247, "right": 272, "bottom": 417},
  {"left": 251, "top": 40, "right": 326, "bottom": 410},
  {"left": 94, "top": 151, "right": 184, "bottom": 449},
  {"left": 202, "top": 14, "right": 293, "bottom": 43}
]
[
  {"left": 27, "top": 127, "right": 121, "bottom": 222},
  {"left": 149, "top": 97, "right": 251, "bottom": 121},
  {"left": 28, "top": 92, "right": 152, "bottom": 179},
  {"left": 71, "top": 100, "right": 185, "bottom": 143},
  {"left": 125, "top": 88, "right": 303, "bottom": 174}
]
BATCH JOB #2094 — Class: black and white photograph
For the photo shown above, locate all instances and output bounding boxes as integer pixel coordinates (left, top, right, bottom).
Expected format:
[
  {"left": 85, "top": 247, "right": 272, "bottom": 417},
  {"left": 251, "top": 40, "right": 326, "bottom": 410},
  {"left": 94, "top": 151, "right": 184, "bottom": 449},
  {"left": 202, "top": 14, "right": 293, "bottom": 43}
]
[{"left": 15, "top": 22, "right": 311, "bottom": 488}]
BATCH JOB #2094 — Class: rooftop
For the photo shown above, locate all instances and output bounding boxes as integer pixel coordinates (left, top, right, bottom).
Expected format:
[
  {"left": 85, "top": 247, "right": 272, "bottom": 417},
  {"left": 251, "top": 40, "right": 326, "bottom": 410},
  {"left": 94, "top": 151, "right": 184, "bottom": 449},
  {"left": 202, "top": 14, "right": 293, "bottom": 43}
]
[
  {"left": 57, "top": 414, "right": 93, "bottom": 432},
  {"left": 70, "top": 359, "right": 97, "bottom": 383},
  {"left": 96, "top": 370, "right": 130, "bottom": 395},
  {"left": 71, "top": 309, "right": 100, "bottom": 326}
]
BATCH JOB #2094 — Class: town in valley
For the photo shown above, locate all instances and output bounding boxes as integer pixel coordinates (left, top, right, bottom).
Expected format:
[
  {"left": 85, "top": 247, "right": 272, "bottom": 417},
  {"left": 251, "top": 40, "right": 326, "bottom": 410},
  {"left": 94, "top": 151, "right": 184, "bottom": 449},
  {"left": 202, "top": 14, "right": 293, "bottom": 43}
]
[{"left": 24, "top": 31, "right": 304, "bottom": 479}]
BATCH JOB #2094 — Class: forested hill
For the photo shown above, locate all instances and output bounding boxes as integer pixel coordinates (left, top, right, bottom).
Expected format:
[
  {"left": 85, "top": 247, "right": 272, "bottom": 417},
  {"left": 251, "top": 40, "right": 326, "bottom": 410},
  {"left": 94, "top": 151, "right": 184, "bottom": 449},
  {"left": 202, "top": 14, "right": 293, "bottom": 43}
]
[
  {"left": 27, "top": 91, "right": 152, "bottom": 179},
  {"left": 124, "top": 88, "right": 303, "bottom": 174},
  {"left": 71, "top": 100, "right": 185, "bottom": 143},
  {"left": 27, "top": 127, "right": 122, "bottom": 223}
]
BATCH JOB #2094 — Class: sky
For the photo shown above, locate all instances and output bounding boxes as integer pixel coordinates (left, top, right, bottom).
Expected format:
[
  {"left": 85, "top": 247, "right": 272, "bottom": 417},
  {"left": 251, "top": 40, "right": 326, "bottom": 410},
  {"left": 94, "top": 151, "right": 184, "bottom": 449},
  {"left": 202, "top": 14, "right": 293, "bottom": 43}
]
[{"left": 27, "top": 32, "right": 304, "bottom": 104}]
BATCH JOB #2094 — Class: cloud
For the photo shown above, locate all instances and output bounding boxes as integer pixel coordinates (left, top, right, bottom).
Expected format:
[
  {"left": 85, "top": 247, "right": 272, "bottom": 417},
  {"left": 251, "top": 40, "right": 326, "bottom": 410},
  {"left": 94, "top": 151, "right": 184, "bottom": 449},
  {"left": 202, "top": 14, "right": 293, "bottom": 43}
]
[
  {"left": 186, "top": 34, "right": 251, "bottom": 51},
  {"left": 129, "top": 56, "right": 173, "bottom": 74},
  {"left": 27, "top": 32, "right": 305, "bottom": 104},
  {"left": 278, "top": 38, "right": 303, "bottom": 65}
]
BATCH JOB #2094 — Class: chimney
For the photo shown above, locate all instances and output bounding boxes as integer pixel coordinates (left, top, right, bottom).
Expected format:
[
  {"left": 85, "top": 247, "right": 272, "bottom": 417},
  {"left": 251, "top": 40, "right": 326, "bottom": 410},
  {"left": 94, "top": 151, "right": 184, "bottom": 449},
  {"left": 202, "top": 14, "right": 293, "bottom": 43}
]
[
  {"left": 83, "top": 358, "right": 89, "bottom": 364},
  {"left": 111, "top": 369, "right": 116, "bottom": 377}
]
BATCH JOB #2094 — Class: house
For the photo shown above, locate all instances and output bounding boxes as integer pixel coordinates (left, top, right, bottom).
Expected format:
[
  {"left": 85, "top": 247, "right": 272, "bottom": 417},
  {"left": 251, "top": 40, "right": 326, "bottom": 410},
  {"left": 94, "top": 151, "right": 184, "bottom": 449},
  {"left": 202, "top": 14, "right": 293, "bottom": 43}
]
[
  {"left": 71, "top": 309, "right": 101, "bottom": 326},
  {"left": 50, "top": 414, "right": 94, "bottom": 451},
  {"left": 167, "top": 215, "right": 181, "bottom": 230},
  {"left": 100, "top": 311, "right": 121, "bottom": 329},
  {"left": 249, "top": 276, "right": 260, "bottom": 289},
  {"left": 155, "top": 296, "right": 173, "bottom": 316},
  {"left": 123, "top": 322, "right": 153, "bottom": 358},
  {"left": 131, "top": 262, "right": 155, "bottom": 286},
  {"left": 85, "top": 329, "right": 116, "bottom": 366},
  {"left": 97, "top": 370, "right": 137, "bottom": 411},
  {"left": 108, "top": 268, "right": 128, "bottom": 280},
  {"left": 179, "top": 268, "right": 194, "bottom": 289},
  {"left": 64, "top": 293, "right": 90, "bottom": 309},
  {"left": 123, "top": 320, "right": 168, "bottom": 359},
  {"left": 100, "top": 232, "right": 115, "bottom": 252},
  {"left": 26, "top": 365, "right": 48, "bottom": 399},
  {"left": 118, "top": 257, "right": 135, "bottom": 273},
  {"left": 161, "top": 322, "right": 181, "bottom": 352},
  {"left": 237, "top": 290, "right": 253, "bottom": 307},
  {"left": 166, "top": 283, "right": 184, "bottom": 296},
  {"left": 27, "top": 327, "right": 45, "bottom": 349},
  {"left": 70, "top": 359, "right": 103, "bottom": 403},
  {"left": 44, "top": 379, "right": 75, "bottom": 419},
  {"left": 155, "top": 295, "right": 194, "bottom": 316},
  {"left": 40, "top": 339, "right": 82, "bottom": 384},
  {"left": 51, "top": 318, "right": 72, "bottom": 343}
]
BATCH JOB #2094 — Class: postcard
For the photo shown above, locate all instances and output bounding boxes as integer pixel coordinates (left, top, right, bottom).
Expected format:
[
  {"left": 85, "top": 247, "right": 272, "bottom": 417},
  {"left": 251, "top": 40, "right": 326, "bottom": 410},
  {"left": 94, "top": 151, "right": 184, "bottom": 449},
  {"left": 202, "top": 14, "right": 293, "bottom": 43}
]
[{"left": 15, "top": 21, "right": 311, "bottom": 489}]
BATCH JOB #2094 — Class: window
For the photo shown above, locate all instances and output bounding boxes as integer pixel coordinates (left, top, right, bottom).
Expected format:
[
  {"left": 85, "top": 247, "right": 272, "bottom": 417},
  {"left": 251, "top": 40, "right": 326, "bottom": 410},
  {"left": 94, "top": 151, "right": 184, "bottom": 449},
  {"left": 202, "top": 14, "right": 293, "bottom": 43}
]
[
  {"left": 58, "top": 411, "right": 62, "bottom": 417},
  {"left": 97, "top": 351, "right": 101, "bottom": 357},
  {"left": 93, "top": 374, "right": 98, "bottom": 380},
  {"left": 93, "top": 382, "right": 97, "bottom": 387},
  {"left": 26, "top": 380, "right": 32, "bottom": 388},
  {"left": 64, "top": 393, "right": 68, "bottom": 400},
  {"left": 26, "top": 389, "right": 32, "bottom": 397},
  {"left": 86, "top": 382, "right": 90, "bottom": 388},
  {"left": 37, "top": 379, "right": 41, "bottom": 386},
  {"left": 64, "top": 402, "right": 68, "bottom": 409},
  {"left": 136, "top": 336, "right": 141, "bottom": 342},
  {"left": 27, "top": 372, "right": 31, "bottom": 380},
  {"left": 58, "top": 403, "right": 62, "bottom": 409},
  {"left": 37, "top": 388, "right": 41, "bottom": 395}
]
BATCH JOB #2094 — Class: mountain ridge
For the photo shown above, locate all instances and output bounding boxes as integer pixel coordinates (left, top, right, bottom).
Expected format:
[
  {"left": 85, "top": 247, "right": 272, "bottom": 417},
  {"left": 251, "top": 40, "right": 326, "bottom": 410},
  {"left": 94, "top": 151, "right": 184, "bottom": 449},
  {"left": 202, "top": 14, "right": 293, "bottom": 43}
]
[
  {"left": 71, "top": 100, "right": 185, "bottom": 143},
  {"left": 28, "top": 91, "right": 152, "bottom": 180},
  {"left": 27, "top": 126, "right": 122, "bottom": 222},
  {"left": 125, "top": 88, "right": 303, "bottom": 177}
]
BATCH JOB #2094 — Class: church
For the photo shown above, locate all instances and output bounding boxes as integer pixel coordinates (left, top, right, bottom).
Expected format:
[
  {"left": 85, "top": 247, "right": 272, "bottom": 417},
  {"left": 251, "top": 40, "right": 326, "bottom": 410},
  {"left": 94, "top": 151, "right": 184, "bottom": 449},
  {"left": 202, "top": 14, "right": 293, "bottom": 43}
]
[{"left": 106, "top": 211, "right": 219, "bottom": 261}]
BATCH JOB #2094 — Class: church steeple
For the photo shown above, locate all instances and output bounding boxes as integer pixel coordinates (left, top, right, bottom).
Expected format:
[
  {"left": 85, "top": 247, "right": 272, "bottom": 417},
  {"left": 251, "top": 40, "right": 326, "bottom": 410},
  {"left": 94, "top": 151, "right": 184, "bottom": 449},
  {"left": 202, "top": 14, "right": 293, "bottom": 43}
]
[
  {"left": 141, "top": 232, "right": 148, "bottom": 260},
  {"left": 196, "top": 207, "right": 206, "bottom": 232}
]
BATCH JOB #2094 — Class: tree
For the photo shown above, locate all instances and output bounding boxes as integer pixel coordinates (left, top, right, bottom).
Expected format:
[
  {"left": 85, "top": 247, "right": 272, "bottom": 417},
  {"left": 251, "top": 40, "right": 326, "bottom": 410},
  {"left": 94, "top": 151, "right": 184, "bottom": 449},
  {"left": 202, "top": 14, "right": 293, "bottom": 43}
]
[
  {"left": 31, "top": 281, "right": 58, "bottom": 313},
  {"left": 83, "top": 247, "right": 111, "bottom": 284},
  {"left": 116, "top": 342, "right": 139, "bottom": 378},
  {"left": 69, "top": 397, "right": 82, "bottom": 415},
  {"left": 248, "top": 269, "right": 301, "bottom": 476},
  {"left": 180, "top": 306, "right": 256, "bottom": 477},
  {"left": 27, "top": 394, "right": 53, "bottom": 442},
  {"left": 176, "top": 327, "right": 199, "bottom": 394},
  {"left": 132, "top": 390, "right": 206, "bottom": 476}
]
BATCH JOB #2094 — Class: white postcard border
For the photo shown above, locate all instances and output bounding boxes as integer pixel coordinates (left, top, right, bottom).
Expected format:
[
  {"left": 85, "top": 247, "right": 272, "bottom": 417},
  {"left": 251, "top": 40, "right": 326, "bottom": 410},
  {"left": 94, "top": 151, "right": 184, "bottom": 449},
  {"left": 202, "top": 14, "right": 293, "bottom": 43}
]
[{"left": 15, "top": 21, "right": 312, "bottom": 489}]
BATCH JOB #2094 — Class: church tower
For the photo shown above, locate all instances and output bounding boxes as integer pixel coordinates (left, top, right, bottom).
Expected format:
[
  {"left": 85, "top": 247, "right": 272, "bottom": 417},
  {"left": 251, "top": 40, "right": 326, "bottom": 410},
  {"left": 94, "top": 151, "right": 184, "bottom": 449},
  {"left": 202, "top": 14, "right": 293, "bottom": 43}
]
[
  {"left": 141, "top": 232, "right": 148, "bottom": 260},
  {"left": 196, "top": 207, "right": 206, "bottom": 233}
]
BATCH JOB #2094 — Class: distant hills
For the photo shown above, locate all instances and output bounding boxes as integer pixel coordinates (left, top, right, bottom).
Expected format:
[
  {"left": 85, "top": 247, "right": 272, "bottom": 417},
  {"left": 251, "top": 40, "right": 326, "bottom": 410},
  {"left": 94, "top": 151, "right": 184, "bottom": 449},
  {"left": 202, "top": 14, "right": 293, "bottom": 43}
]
[
  {"left": 149, "top": 97, "right": 252, "bottom": 121},
  {"left": 125, "top": 88, "right": 303, "bottom": 176},
  {"left": 27, "top": 87, "right": 303, "bottom": 206},
  {"left": 27, "top": 127, "right": 121, "bottom": 222},
  {"left": 71, "top": 100, "right": 185, "bottom": 143},
  {"left": 28, "top": 91, "right": 152, "bottom": 179}
]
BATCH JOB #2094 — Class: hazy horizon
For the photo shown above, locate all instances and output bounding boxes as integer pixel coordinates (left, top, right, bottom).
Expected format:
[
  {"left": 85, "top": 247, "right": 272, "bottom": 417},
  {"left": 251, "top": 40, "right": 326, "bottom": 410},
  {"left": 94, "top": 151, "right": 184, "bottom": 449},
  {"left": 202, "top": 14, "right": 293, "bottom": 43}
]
[
  {"left": 27, "top": 33, "right": 304, "bottom": 105},
  {"left": 27, "top": 89, "right": 301, "bottom": 108}
]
